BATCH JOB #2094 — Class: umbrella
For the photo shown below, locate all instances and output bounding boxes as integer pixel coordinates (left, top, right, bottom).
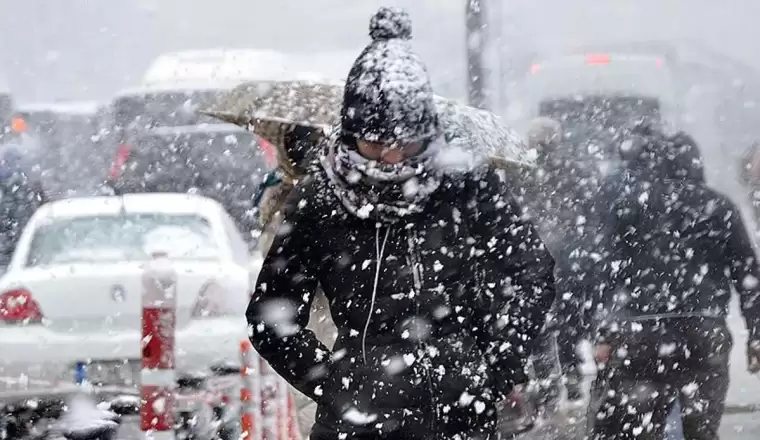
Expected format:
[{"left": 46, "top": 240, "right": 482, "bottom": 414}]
[{"left": 201, "top": 79, "right": 533, "bottom": 181}]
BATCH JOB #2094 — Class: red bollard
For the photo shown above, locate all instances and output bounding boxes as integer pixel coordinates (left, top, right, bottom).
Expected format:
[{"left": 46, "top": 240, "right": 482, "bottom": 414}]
[
  {"left": 276, "top": 379, "right": 290, "bottom": 440},
  {"left": 260, "top": 358, "right": 280, "bottom": 440},
  {"left": 141, "top": 252, "right": 178, "bottom": 439},
  {"left": 286, "top": 390, "right": 300, "bottom": 440},
  {"left": 240, "top": 340, "right": 262, "bottom": 440}
]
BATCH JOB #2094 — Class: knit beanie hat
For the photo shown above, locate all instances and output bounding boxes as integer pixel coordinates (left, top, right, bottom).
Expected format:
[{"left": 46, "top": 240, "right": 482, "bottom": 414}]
[{"left": 340, "top": 7, "right": 440, "bottom": 144}]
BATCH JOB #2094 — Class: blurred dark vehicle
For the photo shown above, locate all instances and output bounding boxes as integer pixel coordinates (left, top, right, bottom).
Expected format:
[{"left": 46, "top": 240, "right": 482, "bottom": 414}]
[
  {"left": 106, "top": 123, "right": 275, "bottom": 241},
  {"left": 102, "top": 47, "right": 358, "bottom": 147},
  {"left": 538, "top": 95, "right": 662, "bottom": 174},
  {"left": 14, "top": 101, "right": 100, "bottom": 148},
  {"left": 109, "top": 84, "right": 223, "bottom": 131},
  {"left": 98, "top": 84, "right": 233, "bottom": 159},
  {"left": 13, "top": 101, "right": 104, "bottom": 198}
]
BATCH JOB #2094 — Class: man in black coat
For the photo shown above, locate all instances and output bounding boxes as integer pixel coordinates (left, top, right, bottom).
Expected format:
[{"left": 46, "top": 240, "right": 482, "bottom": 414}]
[
  {"left": 246, "top": 7, "right": 556, "bottom": 440},
  {"left": 586, "top": 130, "right": 760, "bottom": 440}
]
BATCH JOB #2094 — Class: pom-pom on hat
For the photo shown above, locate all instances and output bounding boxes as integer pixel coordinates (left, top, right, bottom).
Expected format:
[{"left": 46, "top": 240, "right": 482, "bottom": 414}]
[{"left": 341, "top": 7, "right": 440, "bottom": 145}]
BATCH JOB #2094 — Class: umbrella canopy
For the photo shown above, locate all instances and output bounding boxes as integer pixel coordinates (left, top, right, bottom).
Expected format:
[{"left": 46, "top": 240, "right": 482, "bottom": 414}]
[{"left": 201, "top": 79, "right": 533, "bottom": 181}]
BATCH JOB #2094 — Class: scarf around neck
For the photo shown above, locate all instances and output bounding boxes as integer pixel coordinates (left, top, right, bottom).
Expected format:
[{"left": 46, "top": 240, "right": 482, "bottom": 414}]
[{"left": 319, "top": 131, "right": 444, "bottom": 222}]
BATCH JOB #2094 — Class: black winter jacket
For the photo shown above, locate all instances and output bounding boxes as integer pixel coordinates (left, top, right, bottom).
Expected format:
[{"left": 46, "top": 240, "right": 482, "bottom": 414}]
[
  {"left": 247, "top": 165, "right": 556, "bottom": 439},
  {"left": 595, "top": 167, "right": 760, "bottom": 341}
]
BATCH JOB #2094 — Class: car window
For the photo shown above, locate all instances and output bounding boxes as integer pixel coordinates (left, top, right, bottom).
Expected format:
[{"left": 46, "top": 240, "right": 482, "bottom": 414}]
[{"left": 26, "top": 213, "right": 220, "bottom": 267}]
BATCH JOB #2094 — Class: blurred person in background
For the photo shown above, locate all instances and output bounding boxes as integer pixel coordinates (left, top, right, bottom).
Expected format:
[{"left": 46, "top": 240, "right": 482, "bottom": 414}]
[
  {"left": 246, "top": 7, "right": 556, "bottom": 440},
  {"left": 523, "top": 117, "right": 597, "bottom": 409},
  {"left": 0, "top": 144, "right": 47, "bottom": 270},
  {"left": 586, "top": 129, "right": 760, "bottom": 440}
]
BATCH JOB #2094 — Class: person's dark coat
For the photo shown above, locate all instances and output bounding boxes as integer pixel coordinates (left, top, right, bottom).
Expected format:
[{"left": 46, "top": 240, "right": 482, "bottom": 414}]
[
  {"left": 586, "top": 132, "right": 760, "bottom": 440},
  {"left": 246, "top": 164, "right": 556, "bottom": 439},
  {"left": 591, "top": 133, "right": 760, "bottom": 342}
]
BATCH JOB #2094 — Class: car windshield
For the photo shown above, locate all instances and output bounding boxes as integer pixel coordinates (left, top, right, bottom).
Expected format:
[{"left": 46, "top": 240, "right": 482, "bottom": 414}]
[
  {"left": 112, "top": 90, "right": 220, "bottom": 131},
  {"left": 26, "top": 213, "right": 220, "bottom": 266}
]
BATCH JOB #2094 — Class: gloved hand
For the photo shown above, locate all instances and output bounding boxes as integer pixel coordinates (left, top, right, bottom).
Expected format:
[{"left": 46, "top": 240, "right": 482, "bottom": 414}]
[{"left": 748, "top": 339, "right": 760, "bottom": 373}]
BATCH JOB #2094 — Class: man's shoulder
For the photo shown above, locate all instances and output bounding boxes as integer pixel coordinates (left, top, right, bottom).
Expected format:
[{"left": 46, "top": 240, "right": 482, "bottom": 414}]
[
  {"left": 285, "top": 167, "right": 350, "bottom": 225},
  {"left": 436, "top": 165, "right": 505, "bottom": 198}
]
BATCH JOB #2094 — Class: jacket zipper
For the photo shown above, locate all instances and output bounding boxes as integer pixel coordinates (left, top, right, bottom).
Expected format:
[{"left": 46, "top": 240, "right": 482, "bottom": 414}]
[{"left": 407, "top": 230, "right": 439, "bottom": 435}]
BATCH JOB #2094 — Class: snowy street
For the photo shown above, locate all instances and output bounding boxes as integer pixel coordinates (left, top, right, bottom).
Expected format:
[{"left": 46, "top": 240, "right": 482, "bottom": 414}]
[
  {"left": 104, "top": 408, "right": 760, "bottom": 439},
  {"left": 514, "top": 409, "right": 760, "bottom": 440},
  {"left": 4, "top": 1, "right": 760, "bottom": 439},
  {"left": 509, "top": 372, "right": 760, "bottom": 440}
]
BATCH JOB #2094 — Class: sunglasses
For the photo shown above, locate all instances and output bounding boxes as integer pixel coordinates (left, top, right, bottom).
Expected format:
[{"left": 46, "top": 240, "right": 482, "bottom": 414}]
[{"left": 356, "top": 139, "right": 426, "bottom": 161}]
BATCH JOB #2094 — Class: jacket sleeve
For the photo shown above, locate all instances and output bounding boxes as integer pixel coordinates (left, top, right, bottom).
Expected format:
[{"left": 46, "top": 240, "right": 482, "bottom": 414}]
[
  {"left": 246, "top": 177, "right": 331, "bottom": 402},
  {"left": 471, "top": 169, "right": 557, "bottom": 397},
  {"left": 725, "top": 203, "right": 760, "bottom": 340}
]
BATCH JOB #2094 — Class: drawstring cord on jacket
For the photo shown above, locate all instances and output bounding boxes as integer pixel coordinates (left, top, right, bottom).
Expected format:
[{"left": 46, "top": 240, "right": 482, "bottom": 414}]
[{"left": 363, "top": 225, "right": 390, "bottom": 365}]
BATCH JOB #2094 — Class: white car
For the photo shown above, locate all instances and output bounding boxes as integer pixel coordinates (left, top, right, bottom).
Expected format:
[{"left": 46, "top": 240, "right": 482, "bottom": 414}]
[{"left": 0, "top": 193, "right": 258, "bottom": 392}]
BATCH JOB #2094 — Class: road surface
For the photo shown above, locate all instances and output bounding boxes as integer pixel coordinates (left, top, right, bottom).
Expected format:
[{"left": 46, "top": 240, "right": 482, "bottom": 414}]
[
  {"left": 110, "top": 410, "right": 759, "bottom": 439},
  {"left": 515, "top": 408, "right": 760, "bottom": 440}
]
